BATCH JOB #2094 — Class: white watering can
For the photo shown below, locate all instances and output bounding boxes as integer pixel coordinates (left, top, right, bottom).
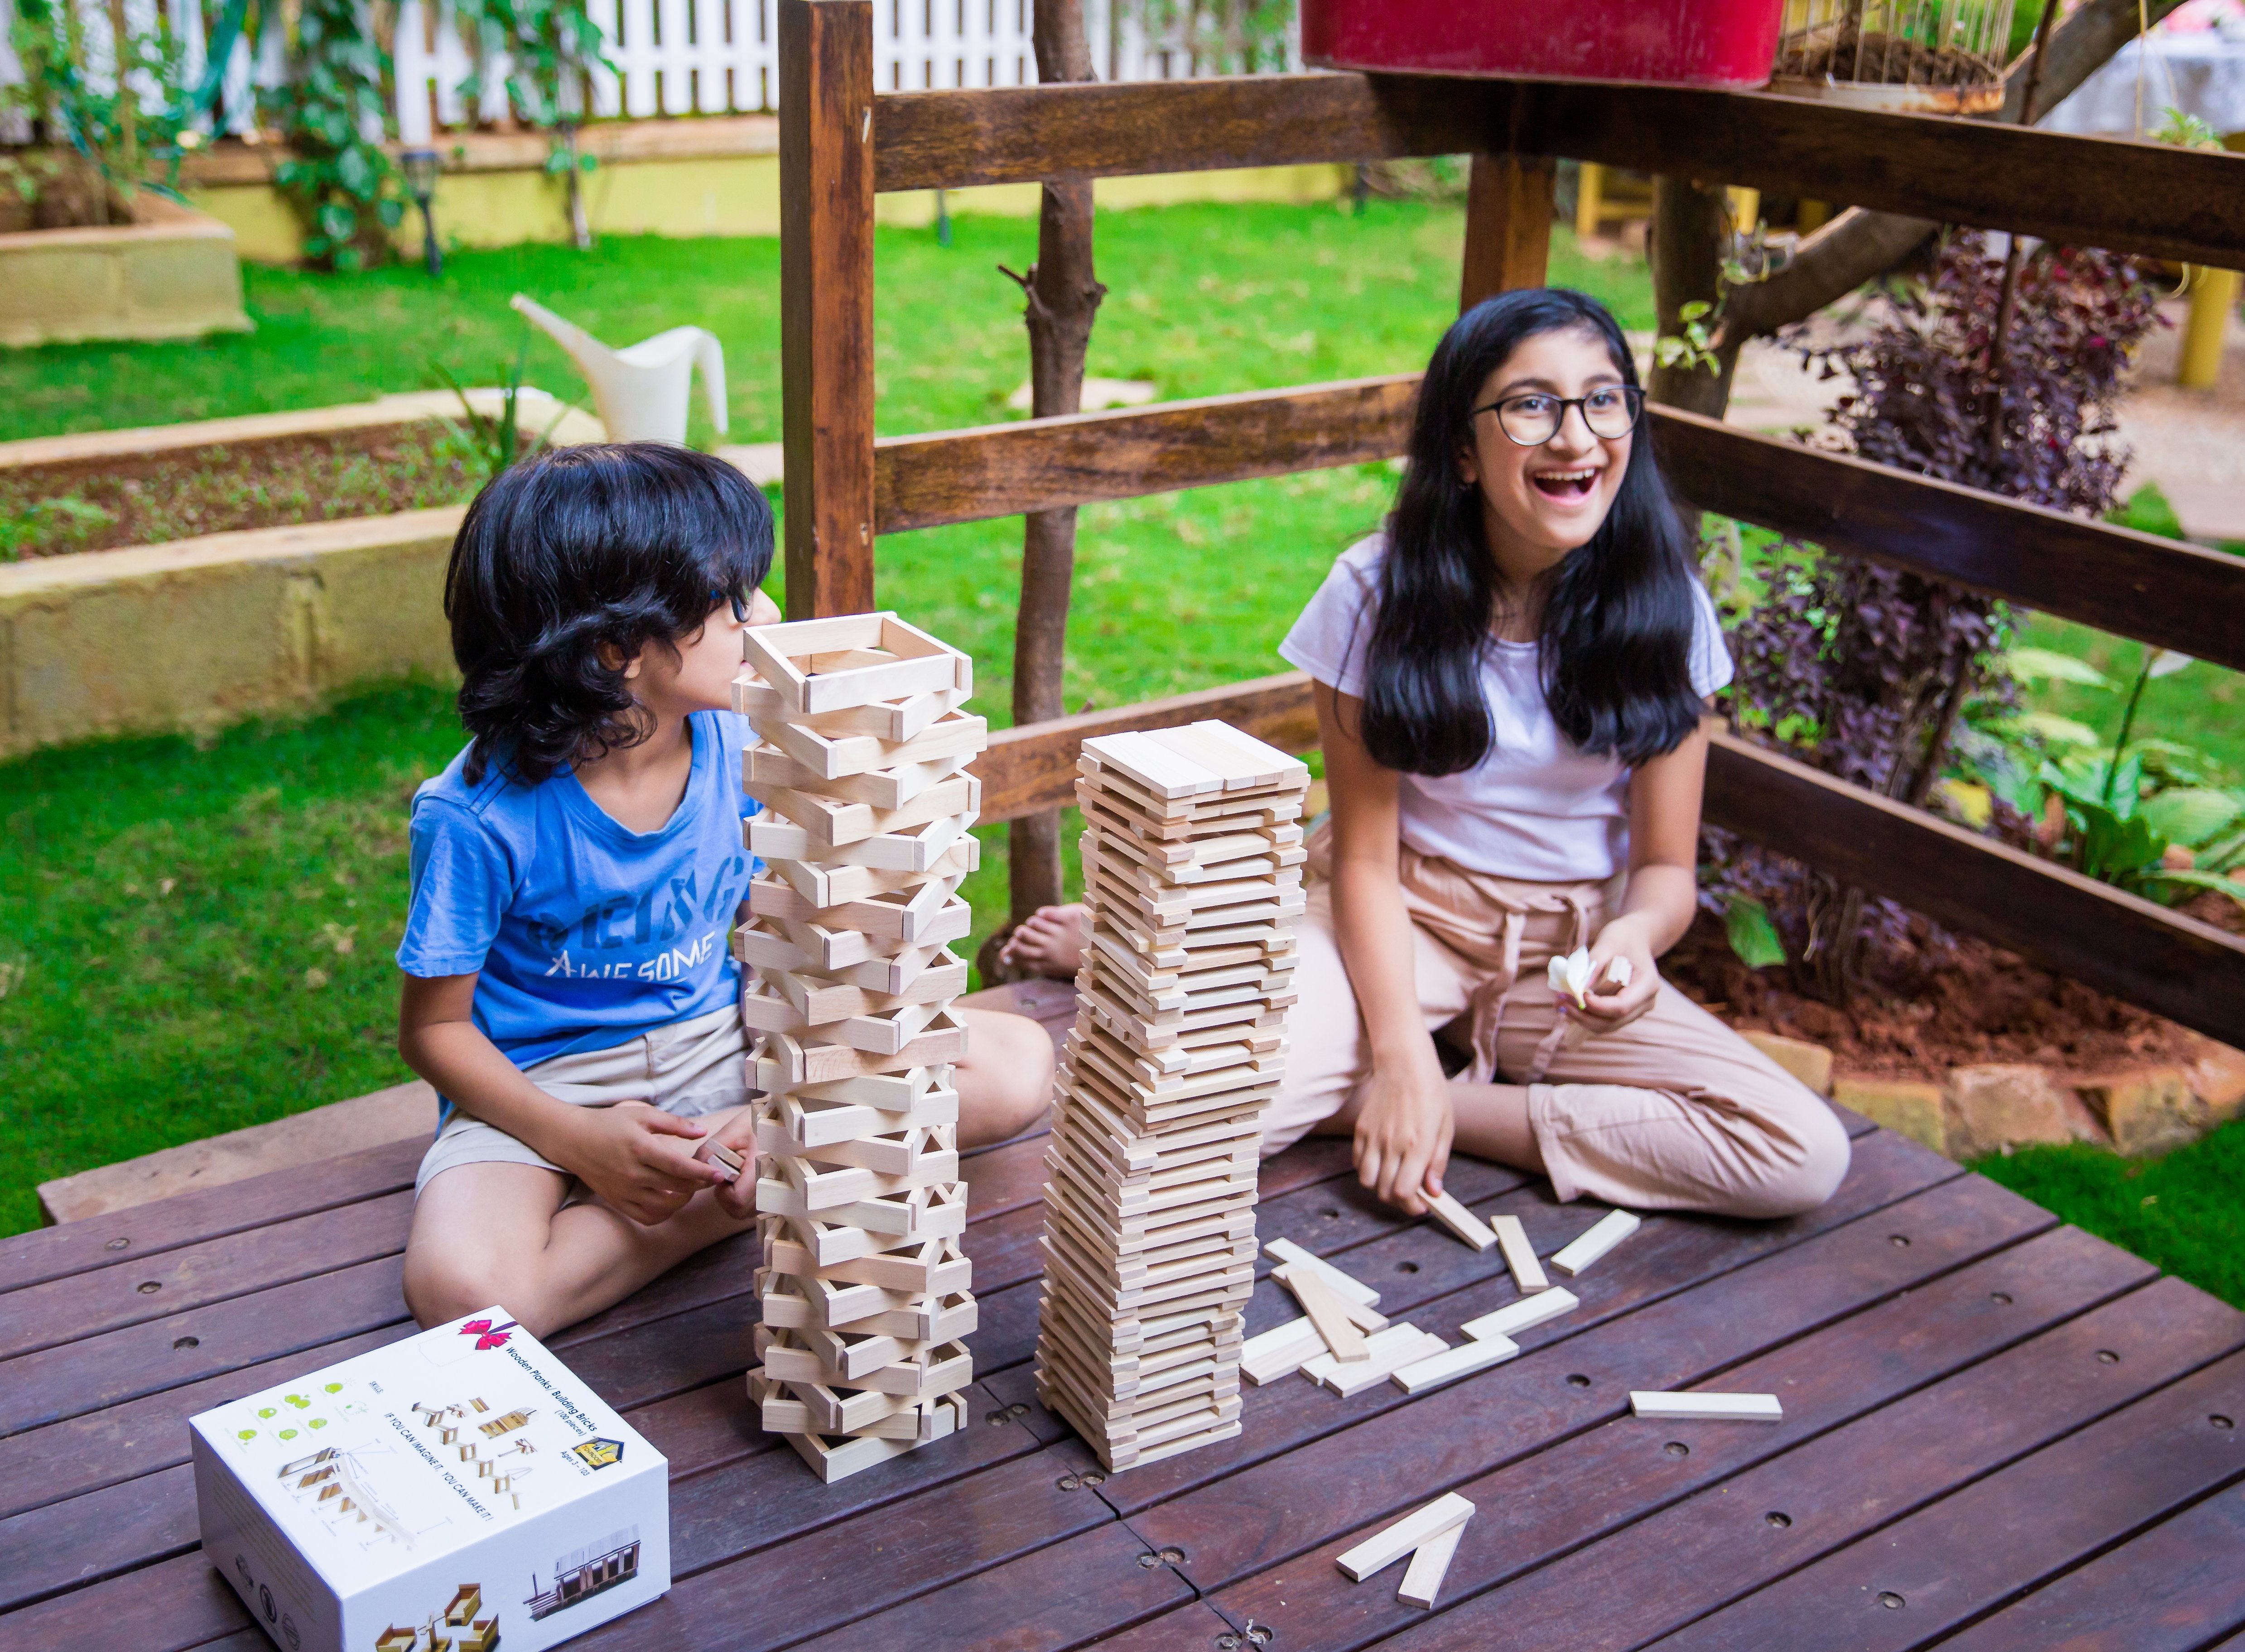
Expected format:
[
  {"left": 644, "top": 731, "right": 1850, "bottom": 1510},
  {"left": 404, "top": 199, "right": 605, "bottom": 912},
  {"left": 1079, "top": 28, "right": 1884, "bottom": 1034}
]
[{"left": 510, "top": 293, "right": 728, "bottom": 446}]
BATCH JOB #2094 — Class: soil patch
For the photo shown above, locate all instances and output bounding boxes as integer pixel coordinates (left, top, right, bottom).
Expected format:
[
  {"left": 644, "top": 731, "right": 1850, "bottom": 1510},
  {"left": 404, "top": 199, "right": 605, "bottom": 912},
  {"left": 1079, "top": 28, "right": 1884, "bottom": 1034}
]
[
  {"left": 0, "top": 423, "right": 480, "bottom": 558},
  {"left": 1778, "top": 26, "right": 2002, "bottom": 87},
  {"left": 1667, "top": 902, "right": 2213, "bottom": 1081}
]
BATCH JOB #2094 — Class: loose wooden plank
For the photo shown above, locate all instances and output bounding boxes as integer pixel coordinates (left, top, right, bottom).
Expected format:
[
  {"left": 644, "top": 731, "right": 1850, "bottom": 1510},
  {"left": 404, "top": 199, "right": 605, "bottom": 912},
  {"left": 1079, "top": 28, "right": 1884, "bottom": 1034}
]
[
  {"left": 1644, "top": 1341, "right": 2245, "bottom": 1652},
  {"left": 1705, "top": 732, "right": 2245, "bottom": 1049},
  {"left": 975, "top": 672, "right": 1321, "bottom": 824},
  {"left": 0, "top": 1137, "right": 422, "bottom": 1297},
  {"left": 1097, "top": 1126, "right": 1956, "bottom": 1518},
  {"left": 1199, "top": 1240, "right": 2226, "bottom": 1652},
  {"left": 0, "top": 1191, "right": 412, "bottom": 1361},
  {"left": 1925, "top": 1484, "right": 2245, "bottom": 1652},
  {"left": 875, "top": 77, "right": 2245, "bottom": 269},
  {"left": 780, "top": 0, "right": 877, "bottom": 617},
  {"left": 875, "top": 376, "right": 1417, "bottom": 534},
  {"left": 1123, "top": 1168, "right": 2049, "bottom": 1587},
  {"left": 1653, "top": 407, "right": 2245, "bottom": 676}
]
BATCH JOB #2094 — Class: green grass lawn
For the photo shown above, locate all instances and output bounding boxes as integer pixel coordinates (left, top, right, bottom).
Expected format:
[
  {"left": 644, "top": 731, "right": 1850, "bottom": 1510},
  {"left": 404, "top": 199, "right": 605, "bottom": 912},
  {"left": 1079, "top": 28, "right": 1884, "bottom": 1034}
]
[{"left": 2, "top": 202, "right": 2239, "bottom": 1315}]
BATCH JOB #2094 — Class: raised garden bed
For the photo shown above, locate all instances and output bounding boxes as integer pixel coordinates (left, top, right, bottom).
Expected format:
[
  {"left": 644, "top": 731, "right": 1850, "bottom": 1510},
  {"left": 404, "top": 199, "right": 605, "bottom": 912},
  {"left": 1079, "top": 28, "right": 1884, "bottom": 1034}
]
[{"left": 0, "top": 193, "right": 250, "bottom": 348}]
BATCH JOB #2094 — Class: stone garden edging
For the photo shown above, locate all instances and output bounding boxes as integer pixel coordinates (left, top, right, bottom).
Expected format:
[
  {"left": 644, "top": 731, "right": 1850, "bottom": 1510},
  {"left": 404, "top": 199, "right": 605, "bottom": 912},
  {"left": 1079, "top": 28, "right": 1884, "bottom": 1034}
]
[
  {"left": 1741, "top": 1029, "right": 2245, "bottom": 1162},
  {"left": 0, "top": 194, "right": 251, "bottom": 347}
]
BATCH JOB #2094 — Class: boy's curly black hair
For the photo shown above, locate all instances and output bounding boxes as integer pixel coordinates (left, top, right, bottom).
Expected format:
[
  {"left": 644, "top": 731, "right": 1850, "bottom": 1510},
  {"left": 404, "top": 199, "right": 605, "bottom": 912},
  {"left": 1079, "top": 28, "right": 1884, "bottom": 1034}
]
[{"left": 444, "top": 442, "right": 776, "bottom": 785}]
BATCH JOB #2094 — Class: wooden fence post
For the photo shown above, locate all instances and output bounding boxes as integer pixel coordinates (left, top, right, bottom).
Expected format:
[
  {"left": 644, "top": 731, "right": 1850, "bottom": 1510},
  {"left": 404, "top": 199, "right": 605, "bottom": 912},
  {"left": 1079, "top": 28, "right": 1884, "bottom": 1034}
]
[
  {"left": 779, "top": 0, "right": 877, "bottom": 619},
  {"left": 1460, "top": 152, "right": 1557, "bottom": 311}
]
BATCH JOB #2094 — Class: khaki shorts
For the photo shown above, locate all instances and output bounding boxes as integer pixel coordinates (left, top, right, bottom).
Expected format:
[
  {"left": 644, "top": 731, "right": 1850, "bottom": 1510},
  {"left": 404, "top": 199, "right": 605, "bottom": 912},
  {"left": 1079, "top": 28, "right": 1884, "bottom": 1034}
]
[{"left": 414, "top": 1003, "right": 752, "bottom": 1196}]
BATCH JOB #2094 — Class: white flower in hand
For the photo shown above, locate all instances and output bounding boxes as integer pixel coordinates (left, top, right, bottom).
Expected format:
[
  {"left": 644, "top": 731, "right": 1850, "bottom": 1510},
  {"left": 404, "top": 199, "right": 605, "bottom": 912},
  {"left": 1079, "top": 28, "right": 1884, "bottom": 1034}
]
[{"left": 1548, "top": 947, "right": 1631, "bottom": 1010}]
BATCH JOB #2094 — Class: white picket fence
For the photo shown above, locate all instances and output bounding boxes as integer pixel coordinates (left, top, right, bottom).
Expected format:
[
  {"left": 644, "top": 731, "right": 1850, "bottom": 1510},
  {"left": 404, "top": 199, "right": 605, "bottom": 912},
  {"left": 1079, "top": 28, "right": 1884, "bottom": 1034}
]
[{"left": 1, "top": 0, "right": 1292, "bottom": 148}]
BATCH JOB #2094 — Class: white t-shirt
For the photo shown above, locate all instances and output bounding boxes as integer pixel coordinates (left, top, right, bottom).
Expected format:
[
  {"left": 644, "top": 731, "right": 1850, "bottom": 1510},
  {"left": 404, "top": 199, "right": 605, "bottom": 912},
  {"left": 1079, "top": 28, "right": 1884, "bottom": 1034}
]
[{"left": 1277, "top": 536, "right": 1734, "bottom": 882}]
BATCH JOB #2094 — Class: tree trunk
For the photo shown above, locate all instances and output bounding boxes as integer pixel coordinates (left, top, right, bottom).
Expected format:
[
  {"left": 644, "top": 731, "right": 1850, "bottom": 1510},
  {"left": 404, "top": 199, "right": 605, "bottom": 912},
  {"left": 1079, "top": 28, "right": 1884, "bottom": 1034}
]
[
  {"left": 1647, "top": 176, "right": 1738, "bottom": 416},
  {"left": 1007, "top": 0, "right": 1107, "bottom": 922}
]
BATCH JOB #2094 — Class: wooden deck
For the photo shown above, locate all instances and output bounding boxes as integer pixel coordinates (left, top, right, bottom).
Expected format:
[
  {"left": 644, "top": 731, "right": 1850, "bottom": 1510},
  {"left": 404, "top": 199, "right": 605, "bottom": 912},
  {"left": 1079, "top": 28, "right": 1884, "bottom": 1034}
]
[{"left": 4, "top": 1092, "right": 2243, "bottom": 1652}]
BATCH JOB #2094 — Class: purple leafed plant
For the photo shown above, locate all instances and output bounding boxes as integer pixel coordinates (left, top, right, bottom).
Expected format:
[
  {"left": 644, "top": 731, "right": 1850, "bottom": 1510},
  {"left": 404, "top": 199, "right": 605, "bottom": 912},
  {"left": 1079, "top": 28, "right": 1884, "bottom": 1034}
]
[{"left": 1709, "top": 230, "right": 2164, "bottom": 1000}]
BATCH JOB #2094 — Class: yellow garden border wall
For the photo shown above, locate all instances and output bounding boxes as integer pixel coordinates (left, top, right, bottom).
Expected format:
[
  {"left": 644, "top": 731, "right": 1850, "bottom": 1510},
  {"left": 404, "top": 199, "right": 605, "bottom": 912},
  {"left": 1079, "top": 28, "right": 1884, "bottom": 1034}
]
[
  {"left": 177, "top": 117, "right": 1349, "bottom": 263},
  {"left": 0, "top": 195, "right": 251, "bottom": 347},
  {"left": 0, "top": 509, "right": 465, "bottom": 759}
]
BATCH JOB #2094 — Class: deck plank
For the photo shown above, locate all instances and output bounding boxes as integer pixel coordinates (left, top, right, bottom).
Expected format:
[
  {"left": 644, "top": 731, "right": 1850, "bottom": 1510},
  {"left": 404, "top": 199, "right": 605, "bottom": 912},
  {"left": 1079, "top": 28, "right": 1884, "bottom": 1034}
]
[
  {"left": 1643, "top": 1345, "right": 2245, "bottom": 1652},
  {"left": 0, "top": 1139, "right": 422, "bottom": 1298},
  {"left": 1186, "top": 1251, "right": 2240, "bottom": 1651},
  {"left": 1922, "top": 1484, "right": 2245, "bottom": 1652}
]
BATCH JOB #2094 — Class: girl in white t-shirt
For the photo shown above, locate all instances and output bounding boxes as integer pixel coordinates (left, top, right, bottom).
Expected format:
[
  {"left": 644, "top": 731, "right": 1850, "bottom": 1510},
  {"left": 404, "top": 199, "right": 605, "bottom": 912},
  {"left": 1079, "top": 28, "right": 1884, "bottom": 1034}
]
[{"left": 1007, "top": 288, "right": 1848, "bottom": 1221}]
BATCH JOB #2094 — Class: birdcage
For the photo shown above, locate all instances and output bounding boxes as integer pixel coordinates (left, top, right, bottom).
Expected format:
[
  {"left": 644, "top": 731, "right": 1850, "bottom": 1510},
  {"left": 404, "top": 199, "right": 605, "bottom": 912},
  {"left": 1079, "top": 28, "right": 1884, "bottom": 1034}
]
[{"left": 1771, "top": 0, "right": 2017, "bottom": 112}]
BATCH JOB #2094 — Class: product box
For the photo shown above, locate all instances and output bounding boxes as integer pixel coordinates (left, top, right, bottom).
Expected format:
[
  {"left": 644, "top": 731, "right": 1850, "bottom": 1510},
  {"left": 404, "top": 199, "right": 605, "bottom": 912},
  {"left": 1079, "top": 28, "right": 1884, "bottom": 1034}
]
[{"left": 190, "top": 1309, "right": 669, "bottom": 1652}]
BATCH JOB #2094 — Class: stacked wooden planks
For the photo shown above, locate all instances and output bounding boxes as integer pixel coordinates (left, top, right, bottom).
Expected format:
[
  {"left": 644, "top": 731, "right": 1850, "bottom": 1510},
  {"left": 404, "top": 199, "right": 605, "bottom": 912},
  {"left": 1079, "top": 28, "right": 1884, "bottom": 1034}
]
[
  {"left": 733, "top": 612, "right": 988, "bottom": 1482},
  {"left": 1034, "top": 721, "right": 1311, "bottom": 1470}
]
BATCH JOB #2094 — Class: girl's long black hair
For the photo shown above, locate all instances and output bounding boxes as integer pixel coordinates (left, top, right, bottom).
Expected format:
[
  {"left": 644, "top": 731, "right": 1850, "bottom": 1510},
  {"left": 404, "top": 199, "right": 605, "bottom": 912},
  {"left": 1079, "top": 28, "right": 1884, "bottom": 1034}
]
[
  {"left": 445, "top": 442, "right": 775, "bottom": 785},
  {"left": 1355, "top": 288, "right": 1706, "bottom": 776}
]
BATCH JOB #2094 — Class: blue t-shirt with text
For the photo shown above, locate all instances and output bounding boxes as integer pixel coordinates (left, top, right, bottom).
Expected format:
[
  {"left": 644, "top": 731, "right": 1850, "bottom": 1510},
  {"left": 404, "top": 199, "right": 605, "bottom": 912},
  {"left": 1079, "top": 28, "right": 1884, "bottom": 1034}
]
[{"left": 395, "top": 709, "right": 760, "bottom": 1071}]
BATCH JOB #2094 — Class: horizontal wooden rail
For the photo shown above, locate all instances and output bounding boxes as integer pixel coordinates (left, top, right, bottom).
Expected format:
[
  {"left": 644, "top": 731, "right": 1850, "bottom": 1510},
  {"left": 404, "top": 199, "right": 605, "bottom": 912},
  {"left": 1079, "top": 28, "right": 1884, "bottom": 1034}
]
[
  {"left": 872, "top": 381, "right": 2245, "bottom": 674},
  {"left": 874, "top": 376, "right": 1416, "bottom": 534},
  {"left": 875, "top": 74, "right": 2245, "bottom": 269},
  {"left": 975, "top": 672, "right": 2245, "bottom": 1046},
  {"left": 975, "top": 671, "right": 1319, "bottom": 820},
  {"left": 1653, "top": 411, "right": 2245, "bottom": 676},
  {"left": 1701, "top": 730, "right": 2245, "bottom": 1049}
]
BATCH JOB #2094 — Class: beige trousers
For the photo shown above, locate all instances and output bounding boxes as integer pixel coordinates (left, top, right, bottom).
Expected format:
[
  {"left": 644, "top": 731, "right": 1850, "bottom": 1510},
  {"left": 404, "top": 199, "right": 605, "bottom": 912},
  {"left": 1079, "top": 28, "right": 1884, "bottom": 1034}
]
[
  {"left": 414, "top": 1003, "right": 750, "bottom": 1196},
  {"left": 1261, "top": 835, "right": 1850, "bottom": 1219}
]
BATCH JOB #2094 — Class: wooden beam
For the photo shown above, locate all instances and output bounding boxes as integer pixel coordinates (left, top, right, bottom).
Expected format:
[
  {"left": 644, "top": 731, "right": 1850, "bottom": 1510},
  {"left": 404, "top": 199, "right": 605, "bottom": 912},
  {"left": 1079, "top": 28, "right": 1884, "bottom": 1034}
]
[
  {"left": 1460, "top": 151, "right": 1556, "bottom": 311},
  {"left": 973, "top": 670, "right": 2245, "bottom": 1046},
  {"left": 780, "top": 0, "right": 877, "bottom": 618},
  {"left": 872, "top": 375, "right": 1417, "bottom": 535},
  {"left": 873, "top": 76, "right": 2245, "bottom": 269},
  {"left": 1649, "top": 408, "right": 2245, "bottom": 676},
  {"left": 1702, "top": 731, "right": 2245, "bottom": 1049},
  {"left": 973, "top": 672, "right": 1318, "bottom": 821},
  {"left": 868, "top": 380, "right": 2245, "bottom": 674}
]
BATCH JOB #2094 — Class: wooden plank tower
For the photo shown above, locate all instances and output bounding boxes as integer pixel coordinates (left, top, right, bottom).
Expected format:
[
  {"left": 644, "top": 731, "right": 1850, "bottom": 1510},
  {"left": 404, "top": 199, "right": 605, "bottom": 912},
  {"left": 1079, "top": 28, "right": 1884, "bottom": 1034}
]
[
  {"left": 732, "top": 612, "right": 988, "bottom": 1483},
  {"left": 1034, "top": 720, "right": 1311, "bottom": 1469}
]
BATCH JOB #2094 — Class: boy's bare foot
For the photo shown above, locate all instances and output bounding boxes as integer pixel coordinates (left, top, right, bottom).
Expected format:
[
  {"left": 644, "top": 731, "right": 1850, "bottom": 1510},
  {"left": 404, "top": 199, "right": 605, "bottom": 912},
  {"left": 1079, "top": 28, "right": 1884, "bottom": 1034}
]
[{"left": 998, "top": 902, "right": 1089, "bottom": 981}]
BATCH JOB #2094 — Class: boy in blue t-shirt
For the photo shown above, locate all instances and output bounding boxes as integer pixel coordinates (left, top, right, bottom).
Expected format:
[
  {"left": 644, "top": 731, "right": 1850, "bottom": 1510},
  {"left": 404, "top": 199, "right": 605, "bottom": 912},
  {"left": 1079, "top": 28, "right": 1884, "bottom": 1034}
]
[{"left": 397, "top": 444, "right": 1053, "bottom": 1337}]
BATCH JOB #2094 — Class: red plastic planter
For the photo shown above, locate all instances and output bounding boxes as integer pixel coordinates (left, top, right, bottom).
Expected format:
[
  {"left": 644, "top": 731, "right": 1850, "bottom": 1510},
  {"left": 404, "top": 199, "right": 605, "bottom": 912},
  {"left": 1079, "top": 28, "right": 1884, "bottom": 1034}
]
[{"left": 1302, "top": 0, "right": 1787, "bottom": 89}]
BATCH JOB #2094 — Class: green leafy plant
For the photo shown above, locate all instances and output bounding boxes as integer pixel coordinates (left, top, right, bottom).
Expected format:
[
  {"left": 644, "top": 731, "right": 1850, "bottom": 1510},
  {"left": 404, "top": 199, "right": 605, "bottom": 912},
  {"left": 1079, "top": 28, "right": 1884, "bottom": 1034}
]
[
  {"left": 0, "top": 495, "right": 112, "bottom": 561},
  {"left": 453, "top": 0, "right": 611, "bottom": 248},
  {"left": 3, "top": 0, "right": 195, "bottom": 224},
  {"left": 1655, "top": 299, "right": 1720, "bottom": 375},
  {"left": 433, "top": 325, "right": 573, "bottom": 480},
  {"left": 266, "top": 0, "right": 403, "bottom": 270}
]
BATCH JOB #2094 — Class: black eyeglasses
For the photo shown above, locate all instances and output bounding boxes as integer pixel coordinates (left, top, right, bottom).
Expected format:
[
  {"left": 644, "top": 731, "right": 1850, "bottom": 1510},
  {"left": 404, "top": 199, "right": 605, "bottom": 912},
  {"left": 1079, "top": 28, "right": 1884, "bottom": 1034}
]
[
  {"left": 712, "top": 587, "right": 750, "bottom": 623},
  {"left": 1469, "top": 385, "right": 1644, "bottom": 447}
]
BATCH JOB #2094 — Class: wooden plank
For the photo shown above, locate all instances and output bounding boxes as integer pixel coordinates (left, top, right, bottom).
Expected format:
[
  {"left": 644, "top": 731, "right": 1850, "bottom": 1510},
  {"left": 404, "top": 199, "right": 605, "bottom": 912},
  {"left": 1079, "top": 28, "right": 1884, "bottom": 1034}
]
[
  {"left": 0, "top": 1550, "right": 252, "bottom": 1652},
  {"left": 0, "top": 1137, "right": 422, "bottom": 1297},
  {"left": 869, "top": 386, "right": 2245, "bottom": 682},
  {"left": 874, "top": 77, "right": 2245, "bottom": 269},
  {"left": 977, "top": 673, "right": 1319, "bottom": 824},
  {"left": 1705, "top": 731, "right": 2245, "bottom": 1049},
  {"left": 0, "top": 1191, "right": 412, "bottom": 1361},
  {"left": 1122, "top": 1167, "right": 2050, "bottom": 1584},
  {"left": 1647, "top": 1344, "right": 2245, "bottom": 1652},
  {"left": 1652, "top": 407, "right": 2245, "bottom": 677},
  {"left": 873, "top": 374, "right": 1417, "bottom": 535},
  {"left": 779, "top": 0, "right": 877, "bottom": 618},
  {"left": 1460, "top": 152, "right": 1555, "bottom": 311},
  {"left": 1197, "top": 1253, "right": 2233, "bottom": 1652},
  {"left": 1926, "top": 1485, "right": 2245, "bottom": 1652},
  {"left": 1095, "top": 1125, "right": 1953, "bottom": 1518}
]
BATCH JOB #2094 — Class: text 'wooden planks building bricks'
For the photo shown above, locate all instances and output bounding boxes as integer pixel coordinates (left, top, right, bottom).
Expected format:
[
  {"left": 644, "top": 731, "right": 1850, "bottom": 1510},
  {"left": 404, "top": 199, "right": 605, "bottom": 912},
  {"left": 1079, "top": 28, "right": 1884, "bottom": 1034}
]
[
  {"left": 732, "top": 613, "right": 985, "bottom": 1484},
  {"left": 1035, "top": 720, "right": 1311, "bottom": 1470}
]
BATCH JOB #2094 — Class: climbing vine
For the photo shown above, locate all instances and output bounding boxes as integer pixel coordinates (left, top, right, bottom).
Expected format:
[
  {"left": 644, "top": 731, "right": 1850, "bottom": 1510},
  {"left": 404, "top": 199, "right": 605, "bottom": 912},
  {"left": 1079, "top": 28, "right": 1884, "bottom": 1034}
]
[{"left": 266, "top": 0, "right": 403, "bottom": 270}]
